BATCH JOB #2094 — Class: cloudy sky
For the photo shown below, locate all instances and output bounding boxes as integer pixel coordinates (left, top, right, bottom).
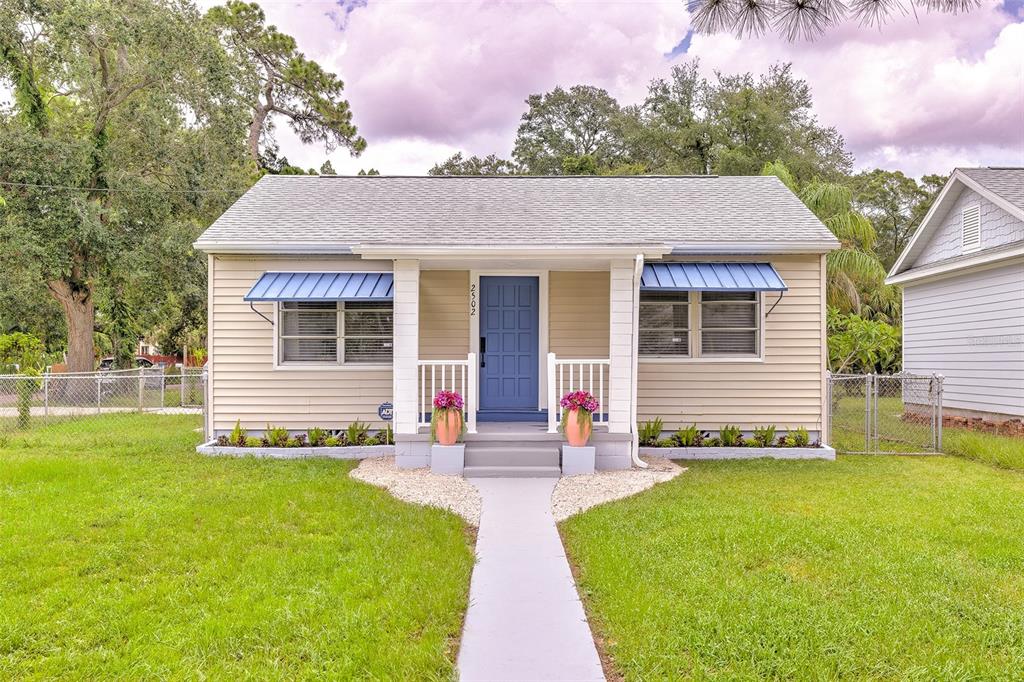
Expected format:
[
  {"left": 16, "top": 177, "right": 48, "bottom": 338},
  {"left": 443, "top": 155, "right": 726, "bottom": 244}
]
[{"left": 221, "top": 0, "right": 1023, "bottom": 178}]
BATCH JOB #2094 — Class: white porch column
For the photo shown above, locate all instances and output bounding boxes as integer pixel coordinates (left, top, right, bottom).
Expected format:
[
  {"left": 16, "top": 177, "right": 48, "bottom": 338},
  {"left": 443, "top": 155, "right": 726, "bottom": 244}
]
[
  {"left": 607, "top": 259, "right": 636, "bottom": 434},
  {"left": 392, "top": 259, "right": 420, "bottom": 434}
]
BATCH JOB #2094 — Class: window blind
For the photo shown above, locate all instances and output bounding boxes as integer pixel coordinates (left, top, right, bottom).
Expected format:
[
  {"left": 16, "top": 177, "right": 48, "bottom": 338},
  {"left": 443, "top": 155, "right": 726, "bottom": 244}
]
[
  {"left": 700, "top": 291, "right": 758, "bottom": 356},
  {"left": 278, "top": 301, "right": 393, "bottom": 364},
  {"left": 638, "top": 291, "right": 689, "bottom": 357}
]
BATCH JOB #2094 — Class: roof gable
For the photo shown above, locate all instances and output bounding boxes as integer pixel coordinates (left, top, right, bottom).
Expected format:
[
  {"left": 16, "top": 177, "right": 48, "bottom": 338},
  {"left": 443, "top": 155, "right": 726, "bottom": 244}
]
[{"left": 888, "top": 168, "right": 1024, "bottom": 281}]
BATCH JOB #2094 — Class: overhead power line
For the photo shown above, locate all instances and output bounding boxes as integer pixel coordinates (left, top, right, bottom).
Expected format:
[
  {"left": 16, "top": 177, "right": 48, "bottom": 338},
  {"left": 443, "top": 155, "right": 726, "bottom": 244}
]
[{"left": 0, "top": 178, "right": 247, "bottom": 193}]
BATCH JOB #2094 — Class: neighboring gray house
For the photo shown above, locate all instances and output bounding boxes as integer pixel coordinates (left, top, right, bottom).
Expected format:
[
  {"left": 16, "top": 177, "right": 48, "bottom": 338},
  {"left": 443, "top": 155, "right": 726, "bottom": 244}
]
[{"left": 887, "top": 167, "right": 1024, "bottom": 420}]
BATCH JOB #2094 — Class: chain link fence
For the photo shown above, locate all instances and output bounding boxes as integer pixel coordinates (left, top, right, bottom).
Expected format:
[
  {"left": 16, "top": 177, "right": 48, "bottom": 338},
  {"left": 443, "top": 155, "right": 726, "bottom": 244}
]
[
  {"left": 827, "top": 372, "right": 944, "bottom": 454},
  {"left": 0, "top": 367, "right": 206, "bottom": 439}
]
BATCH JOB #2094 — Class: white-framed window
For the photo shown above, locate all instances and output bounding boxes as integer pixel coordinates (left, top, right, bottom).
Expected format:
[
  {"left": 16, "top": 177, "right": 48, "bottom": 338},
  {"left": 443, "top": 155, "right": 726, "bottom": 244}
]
[
  {"left": 278, "top": 301, "right": 393, "bottom": 365},
  {"left": 961, "top": 204, "right": 981, "bottom": 252},
  {"left": 638, "top": 291, "right": 690, "bottom": 357},
  {"left": 639, "top": 290, "right": 761, "bottom": 359},
  {"left": 699, "top": 291, "right": 759, "bottom": 356}
]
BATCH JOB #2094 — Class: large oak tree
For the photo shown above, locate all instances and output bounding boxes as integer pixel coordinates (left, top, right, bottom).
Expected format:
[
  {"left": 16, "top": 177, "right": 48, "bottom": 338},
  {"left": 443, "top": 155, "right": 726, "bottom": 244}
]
[{"left": 0, "top": 0, "right": 249, "bottom": 371}]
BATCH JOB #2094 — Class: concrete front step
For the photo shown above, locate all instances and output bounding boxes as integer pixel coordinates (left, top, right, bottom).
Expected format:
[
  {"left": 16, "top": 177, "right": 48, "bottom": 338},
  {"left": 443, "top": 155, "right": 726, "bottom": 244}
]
[
  {"left": 463, "top": 465, "right": 562, "bottom": 478},
  {"left": 464, "top": 444, "right": 560, "bottom": 467}
]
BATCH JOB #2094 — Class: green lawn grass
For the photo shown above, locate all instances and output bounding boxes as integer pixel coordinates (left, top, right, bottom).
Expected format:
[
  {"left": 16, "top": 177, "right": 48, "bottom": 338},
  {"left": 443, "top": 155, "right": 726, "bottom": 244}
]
[
  {"left": 561, "top": 456, "right": 1024, "bottom": 680},
  {"left": 0, "top": 415, "right": 474, "bottom": 679},
  {"left": 943, "top": 428, "right": 1024, "bottom": 472}
]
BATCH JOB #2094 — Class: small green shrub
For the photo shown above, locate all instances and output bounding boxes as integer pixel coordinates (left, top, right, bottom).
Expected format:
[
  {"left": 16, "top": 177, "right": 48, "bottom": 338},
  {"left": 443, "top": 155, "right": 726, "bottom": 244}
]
[
  {"left": 285, "top": 437, "right": 301, "bottom": 448},
  {"left": 751, "top": 424, "right": 777, "bottom": 448},
  {"left": 324, "top": 435, "right": 341, "bottom": 447},
  {"left": 379, "top": 424, "right": 394, "bottom": 445},
  {"left": 718, "top": 424, "right": 744, "bottom": 447},
  {"left": 781, "top": 426, "right": 811, "bottom": 447},
  {"left": 345, "top": 420, "right": 370, "bottom": 446},
  {"left": 229, "top": 420, "right": 247, "bottom": 447},
  {"left": 307, "top": 427, "right": 328, "bottom": 447},
  {"left": 638, "top": 418, "right": 663, "bottom": 446},
  {"left": 364, "top": 436, "right": 380, "bottom": 446},
  {"left": 674, "top": 424, "right": 707, "bottom": 447},
  {"left": 15, "top": 369, "right": 42, "bottom": 429},
  {"left": 705, "top": 437, "right": 721, "bottom": 447},
  {"left": 263, "top": 425, "right": 289, "bottom": 448},
  {"left": 243, "top": 436, "right": 262, "bottom": 448},
  {"left": 655, "top": 438, "right": 676, "bottom": 448}
]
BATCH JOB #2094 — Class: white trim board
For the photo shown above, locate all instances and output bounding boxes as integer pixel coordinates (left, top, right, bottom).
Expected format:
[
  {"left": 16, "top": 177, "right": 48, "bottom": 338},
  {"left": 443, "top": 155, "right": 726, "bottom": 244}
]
[{"left": 886, "top": 246, "right": 1024, "bottom": 286}]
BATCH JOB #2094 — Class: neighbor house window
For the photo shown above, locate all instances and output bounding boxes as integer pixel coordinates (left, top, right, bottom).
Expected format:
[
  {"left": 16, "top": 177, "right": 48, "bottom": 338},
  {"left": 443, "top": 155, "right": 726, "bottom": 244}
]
[
  {"left": 639, "top": 291, "right": 689, "bottom": 357},
  {"left": 699, "top": 291, "right": 759, "bottom": 356},
  {"left": 279, "top": 301, "right": 393, "bottom": 364}
]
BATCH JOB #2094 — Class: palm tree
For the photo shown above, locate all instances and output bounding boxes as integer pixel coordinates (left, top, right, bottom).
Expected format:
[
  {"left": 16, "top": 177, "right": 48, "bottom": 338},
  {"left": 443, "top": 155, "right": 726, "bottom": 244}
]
[
  {"left": 761, "top": 161, "right": 899, "bottom": 322},
  {"left": 688, "top": 0, "right": 981, "bottom": 42}
]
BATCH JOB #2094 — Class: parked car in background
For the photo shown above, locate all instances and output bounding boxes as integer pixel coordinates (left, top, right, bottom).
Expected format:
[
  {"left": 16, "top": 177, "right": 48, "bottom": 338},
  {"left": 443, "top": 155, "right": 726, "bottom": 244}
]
[
  {"left": 97, "top": 356, "right": 163, "bottom": 397},
  {"left": 98, "top": 356, "right": 155, "bottom": 371}
]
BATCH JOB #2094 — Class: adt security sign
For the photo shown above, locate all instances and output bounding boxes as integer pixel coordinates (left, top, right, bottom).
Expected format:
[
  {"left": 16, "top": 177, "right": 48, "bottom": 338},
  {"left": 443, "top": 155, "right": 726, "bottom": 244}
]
[{"left": 378, "top": 402, "right": 393, "bottom": 421}]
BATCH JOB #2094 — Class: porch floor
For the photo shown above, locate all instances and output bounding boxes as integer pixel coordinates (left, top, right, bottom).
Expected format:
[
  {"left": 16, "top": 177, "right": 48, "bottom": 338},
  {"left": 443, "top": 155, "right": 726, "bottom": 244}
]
[
  {"left": 415, "top": 422, "right": 611, "bottom": 438},
  {"left": 474, "top": 421, "right": 552, "bottom": 434}
]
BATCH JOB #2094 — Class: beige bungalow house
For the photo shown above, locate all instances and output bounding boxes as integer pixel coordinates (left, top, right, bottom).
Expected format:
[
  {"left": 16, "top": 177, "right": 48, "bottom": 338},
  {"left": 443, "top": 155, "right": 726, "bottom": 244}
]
[{"left": 195, "top": 175, "right": 837, "bottom": 474}]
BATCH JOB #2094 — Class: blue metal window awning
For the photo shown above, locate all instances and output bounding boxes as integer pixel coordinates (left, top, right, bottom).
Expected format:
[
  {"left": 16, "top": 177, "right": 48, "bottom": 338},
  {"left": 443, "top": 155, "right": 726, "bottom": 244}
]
[
  {"left": 641, "top": 262, "right": 787, "bottom": 292},
  {"left": 244, "top": 272, "right": 394, "bottom": 302}
]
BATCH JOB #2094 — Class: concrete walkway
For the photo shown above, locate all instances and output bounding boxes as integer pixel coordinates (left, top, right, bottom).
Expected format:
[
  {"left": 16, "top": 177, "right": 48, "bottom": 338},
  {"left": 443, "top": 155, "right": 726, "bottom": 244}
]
[{"left": 458, "top": 478, "right": 605, "bottom": 682}]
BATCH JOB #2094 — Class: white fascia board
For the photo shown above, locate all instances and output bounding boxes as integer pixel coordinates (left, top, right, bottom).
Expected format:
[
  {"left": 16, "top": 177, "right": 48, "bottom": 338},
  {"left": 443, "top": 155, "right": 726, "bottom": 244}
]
[
  {"left": 351, "top": 243, "right": 673, "bottom": 258},
  {"left": 888, "top": 173, "right": 963, "bottom": 277},
  {"left": 885, "top": 244, "right": 1024, "bottom": 285},
  {"left": 193, "top": 241, "right": 355, "bottom": 254},
  {"left": 668, "top": 240, "right": 839, "bottom": 255}
]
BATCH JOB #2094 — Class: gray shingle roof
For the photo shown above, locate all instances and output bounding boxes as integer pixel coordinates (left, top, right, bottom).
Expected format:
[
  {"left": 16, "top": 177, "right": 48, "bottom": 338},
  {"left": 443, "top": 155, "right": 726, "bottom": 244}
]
[
  {"left": 195, "top": 175, "right": 839, "bottom": 250},
  {"left": 958, "top": 167, "right": 1024, "bottom": 212}
]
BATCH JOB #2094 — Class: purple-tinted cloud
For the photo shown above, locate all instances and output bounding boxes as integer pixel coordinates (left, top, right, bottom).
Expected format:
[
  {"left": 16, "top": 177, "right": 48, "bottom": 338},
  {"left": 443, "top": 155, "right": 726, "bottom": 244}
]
[
  {"left": 235, "top": 0, "right": 1023, "bottom": 177},
  {"left": 332, "top": 0, "right": 685, "bottom": 144}
]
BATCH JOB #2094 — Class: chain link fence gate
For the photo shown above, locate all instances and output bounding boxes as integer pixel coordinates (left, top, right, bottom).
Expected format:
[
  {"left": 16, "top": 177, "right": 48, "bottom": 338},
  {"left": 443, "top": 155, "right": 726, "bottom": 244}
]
[{"left": 827, "top": 373, "right": 944, "bottom": 454}]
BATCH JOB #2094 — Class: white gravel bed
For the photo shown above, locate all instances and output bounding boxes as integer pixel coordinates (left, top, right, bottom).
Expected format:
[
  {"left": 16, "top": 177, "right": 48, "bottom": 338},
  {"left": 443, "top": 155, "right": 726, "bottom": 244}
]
[
  {"left": 551, "top": 456, "right": 685, "bottom": 522},
  {"left": 350, "top": 456, "right": 482, "bottom": 526}
]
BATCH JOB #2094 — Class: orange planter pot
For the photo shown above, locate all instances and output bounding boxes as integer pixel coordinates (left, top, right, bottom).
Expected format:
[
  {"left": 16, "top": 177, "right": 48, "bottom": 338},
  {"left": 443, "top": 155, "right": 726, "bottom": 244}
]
[
  {"left": 564, "top": 408, "right": 592, "bottom": 447},
  {"left": 434, "top": 409, "right": 463, "bottom": 446}
]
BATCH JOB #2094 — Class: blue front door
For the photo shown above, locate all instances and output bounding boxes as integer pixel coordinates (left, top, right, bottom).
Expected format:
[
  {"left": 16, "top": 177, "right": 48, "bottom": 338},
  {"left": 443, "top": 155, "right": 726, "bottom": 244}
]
[{"left": 479, "top": 276, "right": 539, "bottom": 415}]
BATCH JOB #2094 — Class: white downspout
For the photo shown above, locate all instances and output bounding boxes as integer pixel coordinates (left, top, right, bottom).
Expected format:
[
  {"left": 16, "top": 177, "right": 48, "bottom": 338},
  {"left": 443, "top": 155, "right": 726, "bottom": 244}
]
[{"left": 630, "top": 253, "right": 647, "bottom": 469}]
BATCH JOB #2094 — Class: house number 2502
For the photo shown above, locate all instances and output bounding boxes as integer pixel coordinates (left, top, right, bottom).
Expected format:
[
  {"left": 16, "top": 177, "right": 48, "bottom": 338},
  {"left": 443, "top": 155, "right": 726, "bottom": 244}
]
[{"left": 470, "top": 283, "right": 478, "bottom": 317}]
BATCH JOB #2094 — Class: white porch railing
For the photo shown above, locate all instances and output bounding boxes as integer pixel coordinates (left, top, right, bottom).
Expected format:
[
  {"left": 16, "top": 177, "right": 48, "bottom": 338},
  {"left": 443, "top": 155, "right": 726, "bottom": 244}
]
[
  {"left": 417, "top": 353, "right": 478, "bottom": 434},
  {"left": 546, "top": 353, "right": 610, "bottom": 433}
]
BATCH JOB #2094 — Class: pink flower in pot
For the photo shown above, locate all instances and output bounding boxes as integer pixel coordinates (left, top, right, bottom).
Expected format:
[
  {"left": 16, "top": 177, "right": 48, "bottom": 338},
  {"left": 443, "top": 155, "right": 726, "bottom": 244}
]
[
  {"left": 559, "top": 390, "right": 599, "bottom": 447},
  {"left": 431, "top": 389, "right": 465, "bottom": 445}
]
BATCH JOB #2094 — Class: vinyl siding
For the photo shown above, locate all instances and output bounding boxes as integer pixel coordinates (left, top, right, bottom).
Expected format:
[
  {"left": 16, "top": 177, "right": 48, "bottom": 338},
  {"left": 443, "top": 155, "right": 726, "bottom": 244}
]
[
  {"left": 419, "top": 270, "right": 470, "bottom": 360},
  {"left": 637, "top": 254, "right": 825, "bottom": 433},
  {"left": 902, "top": 260, "right": 1024, "bottom": 417},
  {"left": 549, "top": 271, "right": 610, "bottom": 358},
  {"left": 210, "top": 255, "right": 393, "bottom": 433}
]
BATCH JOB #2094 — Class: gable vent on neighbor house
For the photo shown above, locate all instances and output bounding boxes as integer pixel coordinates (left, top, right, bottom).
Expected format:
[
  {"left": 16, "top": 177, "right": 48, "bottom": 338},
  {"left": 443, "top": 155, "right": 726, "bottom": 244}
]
[{"left": 962, "top": 204, "right": 982, "bottom": 252}]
